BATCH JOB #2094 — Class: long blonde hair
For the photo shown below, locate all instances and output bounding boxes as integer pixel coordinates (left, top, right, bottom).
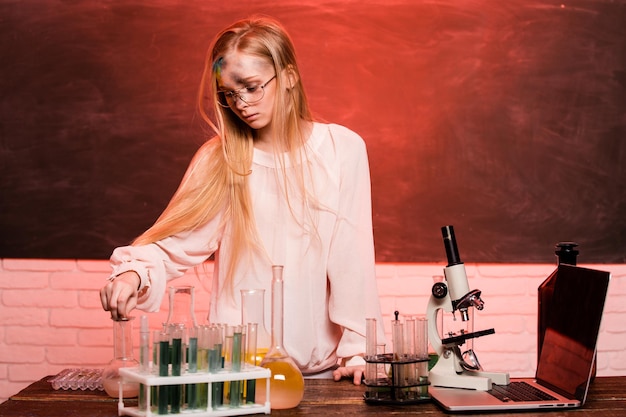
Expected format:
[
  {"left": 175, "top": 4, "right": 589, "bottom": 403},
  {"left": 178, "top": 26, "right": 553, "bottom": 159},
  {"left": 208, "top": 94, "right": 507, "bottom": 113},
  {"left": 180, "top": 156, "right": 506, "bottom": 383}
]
[{"left": 133, "top": 16, "right": 314, "bottom": 290}]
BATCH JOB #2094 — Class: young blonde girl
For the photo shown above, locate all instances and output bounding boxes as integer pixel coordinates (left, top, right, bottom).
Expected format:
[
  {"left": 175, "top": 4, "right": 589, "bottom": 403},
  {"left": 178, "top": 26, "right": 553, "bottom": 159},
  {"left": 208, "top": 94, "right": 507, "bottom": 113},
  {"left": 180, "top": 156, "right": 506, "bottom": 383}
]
[{"left": 100, "top": 16, "right": 385, "bottom": 384}]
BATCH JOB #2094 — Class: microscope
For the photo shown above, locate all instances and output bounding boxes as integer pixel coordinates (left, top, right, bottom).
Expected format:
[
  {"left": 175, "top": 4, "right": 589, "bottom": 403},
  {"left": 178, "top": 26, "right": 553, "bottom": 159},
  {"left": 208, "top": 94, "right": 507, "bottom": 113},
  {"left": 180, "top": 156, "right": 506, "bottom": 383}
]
[{"left": 426, "top": 226, "right": 509, "bottom": 390}]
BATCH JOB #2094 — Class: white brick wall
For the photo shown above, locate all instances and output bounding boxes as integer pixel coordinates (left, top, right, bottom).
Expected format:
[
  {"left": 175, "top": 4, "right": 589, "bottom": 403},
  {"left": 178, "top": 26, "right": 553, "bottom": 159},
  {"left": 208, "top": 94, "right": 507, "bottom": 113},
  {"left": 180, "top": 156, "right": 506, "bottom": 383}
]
[{"left": 0, "top": 259, "right": 624, "bottom": 403}]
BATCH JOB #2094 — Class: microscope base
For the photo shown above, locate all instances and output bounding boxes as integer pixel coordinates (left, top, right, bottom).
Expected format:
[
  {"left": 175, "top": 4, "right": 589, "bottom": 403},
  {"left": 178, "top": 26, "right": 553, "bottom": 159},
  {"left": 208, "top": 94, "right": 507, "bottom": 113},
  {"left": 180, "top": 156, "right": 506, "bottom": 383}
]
[
  {"left": 429, "top": 353, "right": 510, "bottom": 391},
  {"left": 430, "top": 371, "right": 490, "bottom": 391},
  {"left": 430, "top": 369, "right": 510, "bottom": 391}
]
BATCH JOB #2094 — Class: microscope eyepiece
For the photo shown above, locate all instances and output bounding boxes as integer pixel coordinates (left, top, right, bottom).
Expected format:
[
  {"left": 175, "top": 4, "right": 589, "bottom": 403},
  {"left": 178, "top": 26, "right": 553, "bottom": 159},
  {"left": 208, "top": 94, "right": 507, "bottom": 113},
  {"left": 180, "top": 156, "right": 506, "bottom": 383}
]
[{"left": 442, "top": 225, "right": 462, "bottom": 266}]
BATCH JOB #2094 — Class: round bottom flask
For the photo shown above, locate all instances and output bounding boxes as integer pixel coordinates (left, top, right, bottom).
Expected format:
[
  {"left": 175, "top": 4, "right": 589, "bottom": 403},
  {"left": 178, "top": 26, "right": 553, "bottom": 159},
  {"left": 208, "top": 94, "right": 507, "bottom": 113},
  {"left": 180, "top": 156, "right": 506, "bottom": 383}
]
[
  {"left": 102, "top": 317, "right": 140, "bottom": 398},
  {"left": 259, "top": 265, "right": 304, "bottom": 409}
]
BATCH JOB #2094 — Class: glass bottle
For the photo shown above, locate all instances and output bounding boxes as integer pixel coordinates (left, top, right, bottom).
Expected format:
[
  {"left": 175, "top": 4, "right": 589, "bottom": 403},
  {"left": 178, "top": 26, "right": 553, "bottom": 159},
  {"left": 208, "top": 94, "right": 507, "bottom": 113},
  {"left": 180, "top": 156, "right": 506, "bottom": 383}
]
[
  {"left": 102, "top": 317, "right": 140, "bottom": 398},
  {"left": 537, "top": 242, "right": 579, "bottom": 365},
  {"left": 259, "top": 265, "right": 304, "bottom": 409},
  {"left": 241, "top": 288, "right": 271, "bottom": 364}
]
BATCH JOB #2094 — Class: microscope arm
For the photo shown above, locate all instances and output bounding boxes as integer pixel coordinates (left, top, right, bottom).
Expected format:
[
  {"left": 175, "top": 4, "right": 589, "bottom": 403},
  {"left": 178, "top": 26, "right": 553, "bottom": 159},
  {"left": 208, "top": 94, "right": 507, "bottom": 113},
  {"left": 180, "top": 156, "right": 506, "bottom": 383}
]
[{"left": 427, "top": 283, "right": 452, "bottom": 357}]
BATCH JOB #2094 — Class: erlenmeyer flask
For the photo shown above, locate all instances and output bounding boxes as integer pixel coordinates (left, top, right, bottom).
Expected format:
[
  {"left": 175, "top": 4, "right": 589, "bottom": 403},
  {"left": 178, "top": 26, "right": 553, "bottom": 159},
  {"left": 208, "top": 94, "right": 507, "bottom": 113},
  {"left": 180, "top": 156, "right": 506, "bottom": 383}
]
[
  {"left": 165, "top": 285, "right": 198, "bottom": 329},
  {"left": 259, "top": 265, "right": 304, "bottom": 409},
  {"left": 241, "top": 288, "right": 271, "bottom": 364},
  {"left": 102, "top": 317, "right": 140, "bottom": 398}
]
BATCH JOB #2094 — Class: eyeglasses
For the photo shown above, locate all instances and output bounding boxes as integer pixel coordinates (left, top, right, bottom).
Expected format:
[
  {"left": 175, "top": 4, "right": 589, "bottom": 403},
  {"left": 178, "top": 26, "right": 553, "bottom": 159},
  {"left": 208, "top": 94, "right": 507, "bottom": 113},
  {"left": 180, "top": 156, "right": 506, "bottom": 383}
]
[{"left": 217, "top": 75, "right": 277, "bottom": 107}]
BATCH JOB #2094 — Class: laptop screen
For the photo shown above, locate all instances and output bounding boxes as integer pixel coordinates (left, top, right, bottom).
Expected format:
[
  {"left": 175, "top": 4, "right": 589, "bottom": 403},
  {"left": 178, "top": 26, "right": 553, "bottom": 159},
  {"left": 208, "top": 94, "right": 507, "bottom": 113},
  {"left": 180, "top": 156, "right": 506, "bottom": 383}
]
[{"left": 535, "top": 264, "right": 610, "bottom": 401}]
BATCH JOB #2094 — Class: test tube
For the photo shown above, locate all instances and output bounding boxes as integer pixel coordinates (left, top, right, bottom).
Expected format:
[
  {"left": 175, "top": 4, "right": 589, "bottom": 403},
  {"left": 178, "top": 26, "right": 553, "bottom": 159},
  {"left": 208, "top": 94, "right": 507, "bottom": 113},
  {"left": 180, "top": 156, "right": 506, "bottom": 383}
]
[
  {"left": 188, "top": 326, "right": 198, "bottom": 372},
  {"left": 170, "top": 326, "right": 183, "bottom": 413},
  {"left": 392, "top": 318, "right": 407, "bottom": 400},
  {"left": 415, "top": 316, "right": 429, "bottom": 398},
  {"left": 158, "top": 331, "right": 170, "bottom": 415},
  {"left": 229, "top": 325, "right": 243, "bottom": 407},
  {"left": 392, "top": 318, "right": 404, "bottom": 361},
  {"left": 240, "top": 325, "right": 247, "bottom": 368},
  {"left": 197, "top": 325, "right": 209, "bottom": 372},
  {"left": 138, "top": 316, "right": 150, "bottom": 411},
  {"left": 245, "top": 322, "right": 258, "bottom": 403},
  {"left": 196, "top": 325, "right": 210, "bottom": 410},
  {"left": 186, "top": 326, "right": 198, "bottom": 410},
  {"left": 365, "top": 318, "right": 377, "bottom": 384},
  {"left": 139, "top": 316, "right": 150, "bottom": 372},
  {"left": 246, "top": 323, "right": 258, "bottom": 367},
  {"left": 224, "top": 325, "right": 233, "bottom": 370},
  {"left": 223, "top": 325, "right": 233, "bottom": 405},
  {"left": 151, "top": 330, "right": 160, "bottom": 410},
  {"left": 415, "top": 316, "right": 428, "bottom": 360},
  {"left": 404, "top": 317, "right": 418, "bottom": 389},
  {"left": 404, "top": 318, "right": 416, "bottom": 359},
  {"left": 209, "top": 325, "right": 224, "bottom": 409},
  {"left": 208, "top": 325, "right": 221, "bottom": 373}
]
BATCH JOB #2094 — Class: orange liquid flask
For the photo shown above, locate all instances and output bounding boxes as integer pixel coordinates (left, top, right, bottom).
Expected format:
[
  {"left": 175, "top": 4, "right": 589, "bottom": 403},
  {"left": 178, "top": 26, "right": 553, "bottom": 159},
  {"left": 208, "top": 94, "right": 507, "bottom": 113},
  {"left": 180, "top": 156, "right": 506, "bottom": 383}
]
[{"left": 259, "top": 265, "right": 304, "bottom": 409}]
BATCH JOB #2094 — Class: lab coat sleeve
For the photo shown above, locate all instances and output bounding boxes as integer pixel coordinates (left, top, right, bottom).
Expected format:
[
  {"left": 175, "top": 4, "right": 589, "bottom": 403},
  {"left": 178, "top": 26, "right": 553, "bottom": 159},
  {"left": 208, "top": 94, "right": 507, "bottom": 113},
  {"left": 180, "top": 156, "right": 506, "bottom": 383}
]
[
  {"left": 326, "top": 125, "right": 386, "bottom": 360},
  {"left": 109, "top": 213, "right": 224, "bottom": 312}
]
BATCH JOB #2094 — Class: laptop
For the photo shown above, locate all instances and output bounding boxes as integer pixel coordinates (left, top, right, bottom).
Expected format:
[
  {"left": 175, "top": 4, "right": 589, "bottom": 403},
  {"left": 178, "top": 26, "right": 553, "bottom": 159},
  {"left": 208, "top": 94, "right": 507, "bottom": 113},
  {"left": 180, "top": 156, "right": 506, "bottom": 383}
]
[{"left": 429, "top": 264, "right": 611, "bottom": 412}]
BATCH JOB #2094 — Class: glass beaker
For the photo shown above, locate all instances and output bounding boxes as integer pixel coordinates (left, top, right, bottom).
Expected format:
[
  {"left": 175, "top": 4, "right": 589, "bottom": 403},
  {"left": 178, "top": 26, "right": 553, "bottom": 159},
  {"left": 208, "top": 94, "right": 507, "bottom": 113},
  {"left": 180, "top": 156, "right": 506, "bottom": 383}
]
[
  {"left": 241, "top": 288, "right": 271, "bottom": 364},
  {"left": 102, "top": 317, "right": 140, "bottom": 398},
  {"left": 259, "top": 265, "right": 304, "bottom": 409}
]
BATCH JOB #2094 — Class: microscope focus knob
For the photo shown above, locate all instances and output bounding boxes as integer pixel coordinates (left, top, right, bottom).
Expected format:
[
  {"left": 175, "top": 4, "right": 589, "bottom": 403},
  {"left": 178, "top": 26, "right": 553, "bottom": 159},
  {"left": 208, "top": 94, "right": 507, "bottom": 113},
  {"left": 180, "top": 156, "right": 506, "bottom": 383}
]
[{"left": 432, "top": 282, "right": 448, "bottom": 299}]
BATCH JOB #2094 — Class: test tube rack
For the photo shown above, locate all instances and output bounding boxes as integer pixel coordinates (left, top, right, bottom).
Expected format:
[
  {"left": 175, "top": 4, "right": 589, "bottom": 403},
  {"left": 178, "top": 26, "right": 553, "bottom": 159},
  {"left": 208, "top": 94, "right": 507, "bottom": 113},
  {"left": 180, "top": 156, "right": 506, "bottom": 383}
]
[
  {"left": 117, "top": 365, "right": 271, "bottom": 417},
  {"left": 363, "top": 353, "right": 430, "bottom": 405}
]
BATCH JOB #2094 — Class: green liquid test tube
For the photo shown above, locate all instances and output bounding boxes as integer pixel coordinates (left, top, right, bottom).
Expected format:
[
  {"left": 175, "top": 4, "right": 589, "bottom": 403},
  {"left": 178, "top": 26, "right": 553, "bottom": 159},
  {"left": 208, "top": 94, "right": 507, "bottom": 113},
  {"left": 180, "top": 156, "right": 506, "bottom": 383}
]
[
  {"left": 158, "top": 335, "right": 169, "bottom": 415},
  {"left": 188, "top": 335, "right": 198, "bottom": 372},
  {"left": 209, "top": 345, "right": 222, "bottom": 408},
  {"left": 151, "top": 331, "right": 160, "bottom": 410},
  {"left": 187, "top": 331, "right": 198, "bottom": 410},
  {"left": 170, "top": 330, "right": 183, "bottom": 413},
  {"left": 230, "top": 328, "right": 243, "bottom": 407},
  {"left": 209, "top": 325, "right": 225, "bottom": 409}
]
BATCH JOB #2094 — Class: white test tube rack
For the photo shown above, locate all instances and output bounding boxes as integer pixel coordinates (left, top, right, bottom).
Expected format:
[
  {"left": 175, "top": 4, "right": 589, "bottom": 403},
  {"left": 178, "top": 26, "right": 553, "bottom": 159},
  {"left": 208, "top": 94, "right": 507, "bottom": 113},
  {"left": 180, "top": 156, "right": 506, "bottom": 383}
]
[{"left": 117, "top": 365, "right": 271, "bottom": 417}]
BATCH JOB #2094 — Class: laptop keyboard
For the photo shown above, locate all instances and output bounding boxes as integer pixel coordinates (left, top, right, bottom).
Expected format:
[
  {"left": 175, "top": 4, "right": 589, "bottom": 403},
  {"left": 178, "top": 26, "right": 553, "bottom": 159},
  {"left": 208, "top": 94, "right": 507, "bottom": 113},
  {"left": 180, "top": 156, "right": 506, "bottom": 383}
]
[{"left": 489, "top": 382, "right": 558, "bottom": 402}]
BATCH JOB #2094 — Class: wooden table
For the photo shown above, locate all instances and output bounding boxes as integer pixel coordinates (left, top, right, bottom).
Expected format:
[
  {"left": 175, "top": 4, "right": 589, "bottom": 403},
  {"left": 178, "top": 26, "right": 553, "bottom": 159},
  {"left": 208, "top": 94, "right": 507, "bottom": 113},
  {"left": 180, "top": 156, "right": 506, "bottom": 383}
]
[{"left": 1, "top": 376, "right": 625, "bottom": 416}]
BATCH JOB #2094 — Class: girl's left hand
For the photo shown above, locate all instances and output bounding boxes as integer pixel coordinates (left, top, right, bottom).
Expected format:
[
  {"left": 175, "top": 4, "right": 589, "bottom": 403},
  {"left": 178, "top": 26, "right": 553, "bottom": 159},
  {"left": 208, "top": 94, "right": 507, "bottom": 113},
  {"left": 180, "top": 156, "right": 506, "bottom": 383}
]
[{"left": 332, "top": 365, "right": 365, "bottom": 385}]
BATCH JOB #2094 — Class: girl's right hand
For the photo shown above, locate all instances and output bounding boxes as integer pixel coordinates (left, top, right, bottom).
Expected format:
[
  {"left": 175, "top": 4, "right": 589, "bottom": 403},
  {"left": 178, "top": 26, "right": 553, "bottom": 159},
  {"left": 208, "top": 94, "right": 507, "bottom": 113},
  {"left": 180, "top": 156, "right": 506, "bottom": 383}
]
[{"left": 99, "top": 271, "right": 141, "bottom": 320}]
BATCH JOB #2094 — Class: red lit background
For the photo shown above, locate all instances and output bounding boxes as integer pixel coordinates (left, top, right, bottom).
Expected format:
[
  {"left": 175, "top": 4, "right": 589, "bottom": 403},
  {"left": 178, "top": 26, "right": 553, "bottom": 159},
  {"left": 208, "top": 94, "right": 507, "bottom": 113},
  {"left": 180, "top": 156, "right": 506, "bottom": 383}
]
[{"left": 1, "top": 0, "right": 625, "bottom": 262}]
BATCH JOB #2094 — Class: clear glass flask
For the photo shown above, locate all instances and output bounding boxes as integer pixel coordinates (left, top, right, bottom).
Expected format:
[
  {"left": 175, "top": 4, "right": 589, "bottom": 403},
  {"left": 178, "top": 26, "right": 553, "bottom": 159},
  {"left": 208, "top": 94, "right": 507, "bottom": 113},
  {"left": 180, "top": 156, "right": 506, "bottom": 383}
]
[
  {"left": 102, "top": 317, "right": 140, "bottom": 398},
  {"left": 259, "top": 265, "right": 304, "bottom": 409},
  {"left": 165, "top": 285, "right": 198, "bottom": 329}
]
